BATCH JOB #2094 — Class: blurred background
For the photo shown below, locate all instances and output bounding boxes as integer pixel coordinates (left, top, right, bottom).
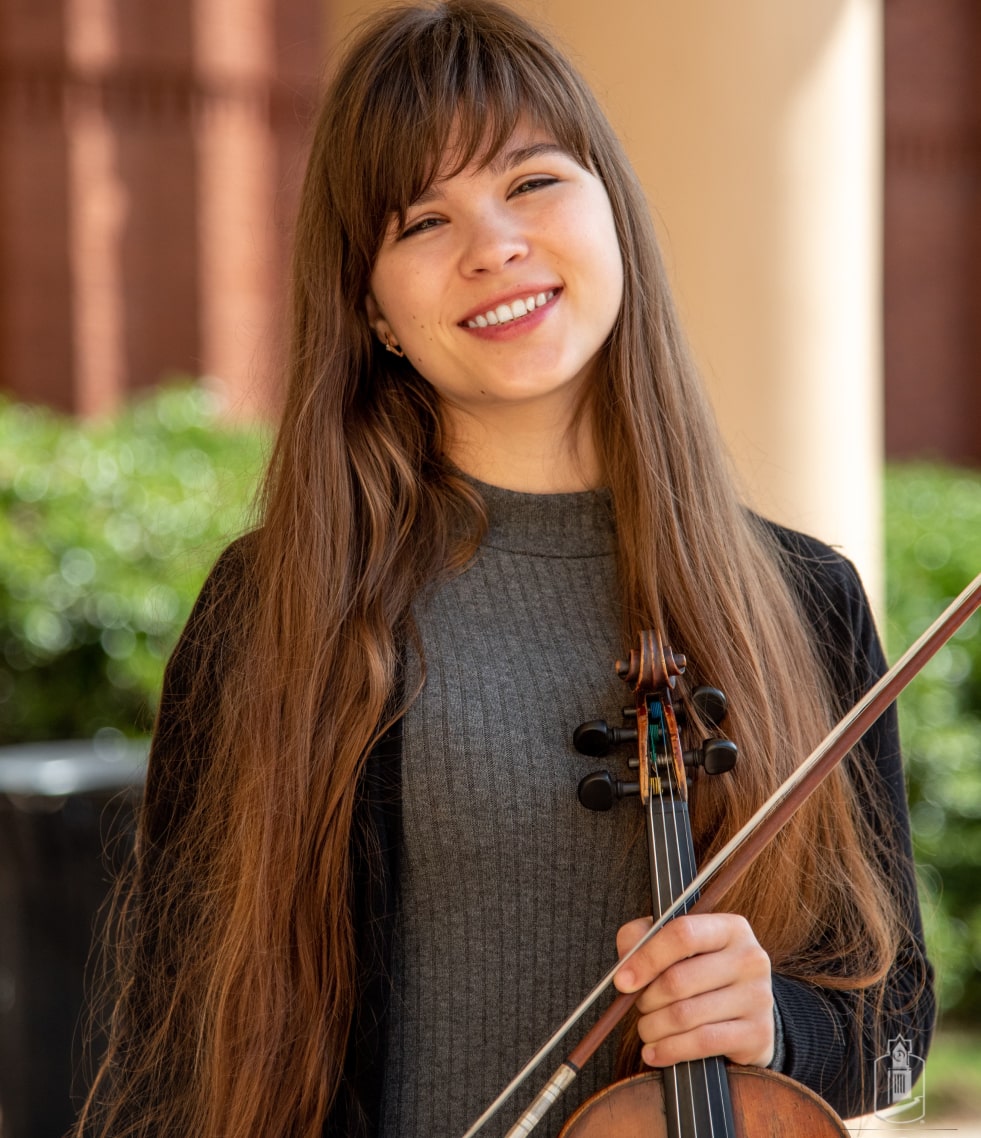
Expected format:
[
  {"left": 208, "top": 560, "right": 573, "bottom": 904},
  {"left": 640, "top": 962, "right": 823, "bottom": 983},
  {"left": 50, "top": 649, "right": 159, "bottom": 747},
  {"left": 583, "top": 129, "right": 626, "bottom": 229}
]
[{"left": 1, "top": 0, "right": 979, "bottom": 1134}]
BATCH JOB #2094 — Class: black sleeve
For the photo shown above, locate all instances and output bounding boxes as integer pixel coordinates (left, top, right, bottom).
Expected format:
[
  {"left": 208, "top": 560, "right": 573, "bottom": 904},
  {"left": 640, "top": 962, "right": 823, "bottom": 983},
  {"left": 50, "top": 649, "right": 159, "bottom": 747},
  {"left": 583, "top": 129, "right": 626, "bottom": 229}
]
[
  {"left": 78, "top": 539, "right": 255, "bottom": 1134},
  {"left": 139, "top": 536, "right": 255, "bottom": 857},
  {"left": 137, "top": 537, "right": 401, "bottom": 1138},
  {"left": 763, "top": 523, "right": 935, "bottom": 1119}
]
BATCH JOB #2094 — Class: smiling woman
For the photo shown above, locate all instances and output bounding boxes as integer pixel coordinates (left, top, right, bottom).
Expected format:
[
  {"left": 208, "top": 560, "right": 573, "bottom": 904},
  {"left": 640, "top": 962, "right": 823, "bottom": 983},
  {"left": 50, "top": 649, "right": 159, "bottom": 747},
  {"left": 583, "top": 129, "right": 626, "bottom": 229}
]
[
  {"left": 75, "top": 4, "right": 933, "bottom": 1138},
  {"left": 367, "top": 126, "right": 623, "bottom": 489}
]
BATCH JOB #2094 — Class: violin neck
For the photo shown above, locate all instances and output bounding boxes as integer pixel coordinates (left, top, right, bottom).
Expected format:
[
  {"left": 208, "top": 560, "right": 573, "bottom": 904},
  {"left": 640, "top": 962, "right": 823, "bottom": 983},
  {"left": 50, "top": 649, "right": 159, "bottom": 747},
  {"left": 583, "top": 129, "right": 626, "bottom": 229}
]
[{"left": 647, "top": 795, "right": 736, "bottom": 1138}]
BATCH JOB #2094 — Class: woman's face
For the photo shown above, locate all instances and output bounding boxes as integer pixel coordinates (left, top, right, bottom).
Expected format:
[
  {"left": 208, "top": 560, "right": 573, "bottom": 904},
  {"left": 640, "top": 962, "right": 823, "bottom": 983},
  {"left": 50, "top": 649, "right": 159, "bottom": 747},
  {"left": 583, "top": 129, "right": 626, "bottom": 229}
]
[{"left": 367, "top": 122, "right": 624, "bottom": 434}]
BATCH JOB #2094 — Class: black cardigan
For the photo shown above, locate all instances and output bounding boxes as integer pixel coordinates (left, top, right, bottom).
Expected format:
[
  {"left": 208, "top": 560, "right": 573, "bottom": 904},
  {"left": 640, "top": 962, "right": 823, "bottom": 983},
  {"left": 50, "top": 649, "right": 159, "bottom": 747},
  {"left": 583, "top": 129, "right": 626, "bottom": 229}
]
[{"left": 139, "top": 521, "right": 934, "bottom": 1136}]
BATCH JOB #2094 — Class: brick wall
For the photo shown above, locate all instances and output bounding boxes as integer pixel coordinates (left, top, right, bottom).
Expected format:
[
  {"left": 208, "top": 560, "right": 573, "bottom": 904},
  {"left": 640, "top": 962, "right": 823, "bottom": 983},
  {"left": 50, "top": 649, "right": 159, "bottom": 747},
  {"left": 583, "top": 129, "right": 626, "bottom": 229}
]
[
  {"left": 884, "top": 0, "right": 981, "bottom": 465},
  {"left": 0, "top": 0, "right": 321, "bottom": 416}
]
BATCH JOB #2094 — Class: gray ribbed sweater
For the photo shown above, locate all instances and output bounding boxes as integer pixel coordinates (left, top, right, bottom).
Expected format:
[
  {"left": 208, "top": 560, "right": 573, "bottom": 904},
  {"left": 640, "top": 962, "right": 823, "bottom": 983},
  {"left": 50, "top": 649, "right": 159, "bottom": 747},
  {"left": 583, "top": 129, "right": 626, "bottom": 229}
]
[{"left": 379, "top": 482, "right": 652, "bottom": 1138}]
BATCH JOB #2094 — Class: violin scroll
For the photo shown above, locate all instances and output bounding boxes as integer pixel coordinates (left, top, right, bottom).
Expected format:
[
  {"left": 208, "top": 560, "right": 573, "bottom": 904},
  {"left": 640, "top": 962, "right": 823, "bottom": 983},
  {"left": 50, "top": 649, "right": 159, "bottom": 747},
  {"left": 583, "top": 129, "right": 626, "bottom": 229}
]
[{"left": 615, "top": 630, "right": 686, "bottom": 691}]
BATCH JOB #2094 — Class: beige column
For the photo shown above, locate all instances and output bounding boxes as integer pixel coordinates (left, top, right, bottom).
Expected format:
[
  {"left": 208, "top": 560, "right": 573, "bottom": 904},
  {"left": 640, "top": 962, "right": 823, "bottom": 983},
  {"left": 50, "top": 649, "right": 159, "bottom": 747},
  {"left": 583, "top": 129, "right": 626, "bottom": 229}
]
[
  {"left": 193, "top": 0, "right": 278, "bottom": 415},
  {"left": 325, "top": 0, "right": 884, "bottom": 600},
  {"left": 539, "top": 0, "right": 885, "bottom": 601},
  {"left": 65, "top": 0, "right": 127, "bottom": 416}
]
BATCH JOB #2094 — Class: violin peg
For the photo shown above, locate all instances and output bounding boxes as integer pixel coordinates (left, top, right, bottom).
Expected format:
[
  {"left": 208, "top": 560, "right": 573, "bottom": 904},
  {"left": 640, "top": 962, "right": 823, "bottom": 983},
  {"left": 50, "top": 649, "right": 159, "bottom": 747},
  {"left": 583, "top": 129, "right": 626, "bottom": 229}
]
[
  {"left": 577, "top": 769, "right": 640, "bottom": 811},
  {"left": 690, "top": 686, "right": 729, "bottom": 727},
  {"left": 684, "top": 738, "right": 738, "bottom": 775},
  {"left": 573, "top": 719, "right": 638, "bottom": 757},
  {"left": 702, "top": 737, "right": 737, "bottom": 774}
]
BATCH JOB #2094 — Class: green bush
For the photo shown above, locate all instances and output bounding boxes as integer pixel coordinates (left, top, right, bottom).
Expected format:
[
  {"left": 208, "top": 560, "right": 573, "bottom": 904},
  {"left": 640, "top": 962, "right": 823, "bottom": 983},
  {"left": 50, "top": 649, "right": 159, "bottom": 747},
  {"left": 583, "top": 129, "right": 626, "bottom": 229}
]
[
  {"left": 884, "top": 464, "right": 981, "bottom": 1023},
  {"left": 0, "top": 385, "right": 266, "bottom": 743}
]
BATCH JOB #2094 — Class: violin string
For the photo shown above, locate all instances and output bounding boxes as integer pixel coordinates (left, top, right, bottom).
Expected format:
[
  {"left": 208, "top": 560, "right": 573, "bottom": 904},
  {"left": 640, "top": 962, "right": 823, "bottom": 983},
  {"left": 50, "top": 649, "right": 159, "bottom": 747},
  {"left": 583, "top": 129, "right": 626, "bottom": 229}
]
[
  {"left": 664, "top": 689, "right": 740, "bottom": 1138},
  {"left": 681, "top": 795, "right": 726, "bottom": 1138},
  {"left": 671, "top": 699, "right": 712, "bottom": 1138},
  {"left": 662, "top": 703, "right": 697, "bottom": 1138},
  {"left": 651, "top": 763, "right": 686, "bottom": 1137}
]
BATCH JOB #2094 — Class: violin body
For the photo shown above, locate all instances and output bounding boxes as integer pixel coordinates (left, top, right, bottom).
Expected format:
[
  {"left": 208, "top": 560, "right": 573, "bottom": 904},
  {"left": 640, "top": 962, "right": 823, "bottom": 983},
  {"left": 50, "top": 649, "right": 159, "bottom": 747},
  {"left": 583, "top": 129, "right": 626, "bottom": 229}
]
[{"left": 559, "top": 1066, "right": 848, "bottom": 1137}]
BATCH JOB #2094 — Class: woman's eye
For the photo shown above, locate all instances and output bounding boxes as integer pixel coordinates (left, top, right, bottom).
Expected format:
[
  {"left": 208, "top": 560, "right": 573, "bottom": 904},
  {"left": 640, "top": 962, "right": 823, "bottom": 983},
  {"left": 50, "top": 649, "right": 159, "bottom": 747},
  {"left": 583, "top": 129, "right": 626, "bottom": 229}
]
[
  {"left": 398, "top": 216, "right": 443, "bottom": 239},
  {"left": 512, "top": 176, "right": 557, "bottom": 196}
]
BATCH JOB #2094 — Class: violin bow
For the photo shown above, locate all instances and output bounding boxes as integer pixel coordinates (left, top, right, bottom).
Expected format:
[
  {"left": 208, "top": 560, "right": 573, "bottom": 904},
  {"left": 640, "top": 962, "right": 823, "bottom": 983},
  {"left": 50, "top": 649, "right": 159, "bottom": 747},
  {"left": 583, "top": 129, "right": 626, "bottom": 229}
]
[{"left": 461, "top": 571, "right": 981, "bottom": 1138}]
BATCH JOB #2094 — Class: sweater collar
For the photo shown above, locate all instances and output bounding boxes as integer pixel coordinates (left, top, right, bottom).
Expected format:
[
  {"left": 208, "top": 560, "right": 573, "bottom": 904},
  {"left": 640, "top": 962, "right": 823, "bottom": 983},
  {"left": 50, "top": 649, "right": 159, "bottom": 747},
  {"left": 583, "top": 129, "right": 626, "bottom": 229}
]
[{"left": 467, "top": 476, "right": 616, "bottom": 558}]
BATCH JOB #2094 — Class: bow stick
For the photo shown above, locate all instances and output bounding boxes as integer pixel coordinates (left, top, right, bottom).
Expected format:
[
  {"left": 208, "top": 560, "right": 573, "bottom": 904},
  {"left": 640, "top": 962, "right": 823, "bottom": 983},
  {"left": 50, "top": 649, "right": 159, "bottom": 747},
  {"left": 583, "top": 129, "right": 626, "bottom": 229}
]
[{"left": 462, "top": 571, "right": 981, "bottom": 1138}]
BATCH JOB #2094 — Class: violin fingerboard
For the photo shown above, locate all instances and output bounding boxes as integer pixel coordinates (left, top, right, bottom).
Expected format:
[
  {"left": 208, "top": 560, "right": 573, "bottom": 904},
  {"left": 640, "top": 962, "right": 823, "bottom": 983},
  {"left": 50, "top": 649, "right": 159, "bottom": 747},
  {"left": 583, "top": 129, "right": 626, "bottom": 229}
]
[{"left": 647, "top": 796, "right": 737, "bottom": 1138}]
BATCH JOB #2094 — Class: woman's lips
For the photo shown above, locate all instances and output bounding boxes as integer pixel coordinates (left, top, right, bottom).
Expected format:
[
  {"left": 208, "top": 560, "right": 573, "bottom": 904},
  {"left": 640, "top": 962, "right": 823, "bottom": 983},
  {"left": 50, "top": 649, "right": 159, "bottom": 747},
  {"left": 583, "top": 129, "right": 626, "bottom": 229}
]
[{"left": 460, "top": 287, "right": 561, "bottom": 332}]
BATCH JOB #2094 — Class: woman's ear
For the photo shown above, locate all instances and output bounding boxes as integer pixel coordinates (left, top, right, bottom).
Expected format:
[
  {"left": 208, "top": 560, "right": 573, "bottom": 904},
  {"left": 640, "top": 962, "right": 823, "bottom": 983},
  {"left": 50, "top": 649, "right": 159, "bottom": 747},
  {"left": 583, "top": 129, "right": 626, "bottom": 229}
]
[
  {"left": 365, "top": 293, "right": 404, "bottom": 357},
  {"left": 364, "top": 291, "right": 382, "bottom": 328}
]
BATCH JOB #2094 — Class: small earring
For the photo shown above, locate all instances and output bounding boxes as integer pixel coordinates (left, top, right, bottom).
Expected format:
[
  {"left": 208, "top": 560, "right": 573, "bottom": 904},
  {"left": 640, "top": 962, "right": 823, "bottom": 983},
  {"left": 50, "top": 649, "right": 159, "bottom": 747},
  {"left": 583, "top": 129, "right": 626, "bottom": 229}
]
[{"left": 383, "top": 336, "right": 404, "bottom": 358}]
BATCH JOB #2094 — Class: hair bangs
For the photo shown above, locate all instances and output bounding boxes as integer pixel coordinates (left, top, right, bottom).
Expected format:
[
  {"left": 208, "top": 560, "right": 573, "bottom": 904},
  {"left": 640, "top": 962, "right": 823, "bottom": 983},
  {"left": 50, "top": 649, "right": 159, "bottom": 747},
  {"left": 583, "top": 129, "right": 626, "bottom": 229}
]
[{"left": 336, "top": 0, "right": 597, "bottom": 277}]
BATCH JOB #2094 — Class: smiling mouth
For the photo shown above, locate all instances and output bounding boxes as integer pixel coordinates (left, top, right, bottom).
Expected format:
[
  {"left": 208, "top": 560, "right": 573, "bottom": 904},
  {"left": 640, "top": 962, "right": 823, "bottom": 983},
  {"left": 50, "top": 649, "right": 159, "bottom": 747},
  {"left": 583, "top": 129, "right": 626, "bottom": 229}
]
[{"left": 465, "top": 289, "right": 557, "bottom": 329}]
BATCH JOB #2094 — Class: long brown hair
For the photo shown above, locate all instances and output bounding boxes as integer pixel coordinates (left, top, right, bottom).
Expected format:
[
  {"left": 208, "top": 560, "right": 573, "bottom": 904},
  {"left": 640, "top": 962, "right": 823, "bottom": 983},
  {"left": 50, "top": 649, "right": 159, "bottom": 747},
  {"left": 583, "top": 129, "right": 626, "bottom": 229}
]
[{"left": 78, "top": 2, "right": 909, "bottom": 1134}]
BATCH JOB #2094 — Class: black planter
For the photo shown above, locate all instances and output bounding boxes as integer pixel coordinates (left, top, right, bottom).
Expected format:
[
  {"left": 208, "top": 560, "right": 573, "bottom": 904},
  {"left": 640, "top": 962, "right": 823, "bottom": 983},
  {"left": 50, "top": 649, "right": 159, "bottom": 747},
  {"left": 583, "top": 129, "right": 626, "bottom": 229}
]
[{"left": 0, "top": 737, "right": 146, "bottom": 1138}]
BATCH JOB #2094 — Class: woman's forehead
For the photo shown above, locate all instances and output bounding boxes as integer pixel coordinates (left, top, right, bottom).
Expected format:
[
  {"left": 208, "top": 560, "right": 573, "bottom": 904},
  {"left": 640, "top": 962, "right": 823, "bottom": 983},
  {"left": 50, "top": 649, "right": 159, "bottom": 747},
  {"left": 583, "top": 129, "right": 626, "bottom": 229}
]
[{"left": 419, "top": 121, "right": 566, "bottom": 196}]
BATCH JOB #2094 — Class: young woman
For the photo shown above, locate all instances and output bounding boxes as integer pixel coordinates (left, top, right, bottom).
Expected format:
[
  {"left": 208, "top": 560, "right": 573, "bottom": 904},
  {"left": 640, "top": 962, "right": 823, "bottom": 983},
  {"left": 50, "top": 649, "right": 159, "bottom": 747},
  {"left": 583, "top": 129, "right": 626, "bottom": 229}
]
[{"left": 77, "top": 2, "right": 934, "bottom": 1136}]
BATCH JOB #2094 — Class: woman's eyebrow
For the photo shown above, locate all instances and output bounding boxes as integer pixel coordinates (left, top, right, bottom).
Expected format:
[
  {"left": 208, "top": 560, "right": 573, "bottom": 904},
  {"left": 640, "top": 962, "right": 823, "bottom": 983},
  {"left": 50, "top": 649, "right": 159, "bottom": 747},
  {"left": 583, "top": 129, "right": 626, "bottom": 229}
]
[{"left": 487, "top": 140, "right": 568, "bottom": 174}]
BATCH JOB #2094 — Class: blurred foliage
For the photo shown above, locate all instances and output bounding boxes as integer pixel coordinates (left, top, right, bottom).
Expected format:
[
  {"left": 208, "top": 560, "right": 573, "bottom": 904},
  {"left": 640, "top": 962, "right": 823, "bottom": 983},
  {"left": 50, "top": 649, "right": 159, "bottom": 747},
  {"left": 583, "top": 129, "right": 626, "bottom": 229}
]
[
  {"left": 884, "top": 463, "right": 981, "bottom": 1024},
  {"left": 921, "top": 1029, "right": 981, "bottom": 1120},
  {"left": 0, "top": 384, "right": 267, "bottom": 744}
]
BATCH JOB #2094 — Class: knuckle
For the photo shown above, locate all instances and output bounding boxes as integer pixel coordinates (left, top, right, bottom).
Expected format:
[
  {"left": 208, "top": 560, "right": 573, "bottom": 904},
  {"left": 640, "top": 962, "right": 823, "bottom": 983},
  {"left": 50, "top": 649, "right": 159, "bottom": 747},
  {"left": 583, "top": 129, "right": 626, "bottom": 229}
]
[
  {"left": 671, "top": 917, "right": 700, "bottom": 956},
  {"left": 665, "top": 996, "right": 696, "bottom": 1032},
  {"left": 729, "top": 913, "right": 752, "bottom": 939},
  {"left": 749, "top": 978, "right": 773, "bottom": 1010},
  {"left": 660, "top": 964, "right": 689, "bottom": 1002},
  {"left": 692, "top": 1020, "right": 726, "bottom": 1058}
]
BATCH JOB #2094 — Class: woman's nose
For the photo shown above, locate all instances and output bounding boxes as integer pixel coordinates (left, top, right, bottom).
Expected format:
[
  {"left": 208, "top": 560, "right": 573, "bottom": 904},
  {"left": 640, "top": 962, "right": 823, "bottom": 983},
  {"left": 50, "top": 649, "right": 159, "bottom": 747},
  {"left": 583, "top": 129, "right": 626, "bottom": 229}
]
[{"left": 459, "top": 210, "right": 529, "bottom": 275}]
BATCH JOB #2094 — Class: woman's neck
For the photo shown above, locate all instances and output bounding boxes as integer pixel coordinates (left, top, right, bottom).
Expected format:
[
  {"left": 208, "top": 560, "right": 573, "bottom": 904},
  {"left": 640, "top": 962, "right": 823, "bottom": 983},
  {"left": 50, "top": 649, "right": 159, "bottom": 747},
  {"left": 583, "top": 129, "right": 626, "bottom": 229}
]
[{"left": 442, "top": 402, "right": 602, "bottom": 493}]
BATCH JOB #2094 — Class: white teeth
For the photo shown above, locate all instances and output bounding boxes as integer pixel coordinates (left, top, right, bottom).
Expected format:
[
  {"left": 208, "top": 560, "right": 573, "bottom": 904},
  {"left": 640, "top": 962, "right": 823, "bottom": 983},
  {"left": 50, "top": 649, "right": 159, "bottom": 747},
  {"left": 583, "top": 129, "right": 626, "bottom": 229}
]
[{"left": 466, "top": 289, "right": 555, "bottom": 329}]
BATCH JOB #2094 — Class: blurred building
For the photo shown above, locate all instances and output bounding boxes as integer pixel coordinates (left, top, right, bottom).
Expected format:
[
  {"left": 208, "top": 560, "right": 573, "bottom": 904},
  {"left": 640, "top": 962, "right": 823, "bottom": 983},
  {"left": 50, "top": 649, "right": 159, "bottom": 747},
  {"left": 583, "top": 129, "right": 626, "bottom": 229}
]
[
  {"left": 0, "top": 0, "right": 978, "bottom": 455},
  {"left": 0, "top": 0, "right": 322, "bottom": 417},
  {"left": 884, "top": 0, "right": 981, "bottom": 467}
]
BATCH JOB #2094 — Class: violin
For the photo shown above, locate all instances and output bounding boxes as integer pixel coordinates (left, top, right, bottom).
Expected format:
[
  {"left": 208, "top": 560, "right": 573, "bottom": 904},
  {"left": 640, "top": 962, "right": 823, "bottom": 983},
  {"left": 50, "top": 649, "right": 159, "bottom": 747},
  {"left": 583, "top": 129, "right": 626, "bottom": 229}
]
[
  {"left": 461, "top": 572, "right": 981, "bottom": 1138},
  {"left": 559, "top": 630, "right": 847, "bottom": 1136}
]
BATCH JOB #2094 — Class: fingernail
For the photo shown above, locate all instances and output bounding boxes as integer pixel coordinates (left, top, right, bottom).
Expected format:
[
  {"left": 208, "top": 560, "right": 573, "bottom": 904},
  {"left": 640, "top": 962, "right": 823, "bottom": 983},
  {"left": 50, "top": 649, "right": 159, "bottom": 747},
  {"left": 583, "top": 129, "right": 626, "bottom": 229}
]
[{"left": 642, "top": 1045, "right": 656, "bottom": 1066}]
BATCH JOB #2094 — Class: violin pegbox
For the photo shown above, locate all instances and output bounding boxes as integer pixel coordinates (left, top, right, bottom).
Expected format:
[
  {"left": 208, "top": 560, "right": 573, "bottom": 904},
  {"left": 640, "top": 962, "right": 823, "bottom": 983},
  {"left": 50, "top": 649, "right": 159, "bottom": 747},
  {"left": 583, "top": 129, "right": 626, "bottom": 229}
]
[{"left": 573, "top": 631, "right": 737, "bottom": 813}]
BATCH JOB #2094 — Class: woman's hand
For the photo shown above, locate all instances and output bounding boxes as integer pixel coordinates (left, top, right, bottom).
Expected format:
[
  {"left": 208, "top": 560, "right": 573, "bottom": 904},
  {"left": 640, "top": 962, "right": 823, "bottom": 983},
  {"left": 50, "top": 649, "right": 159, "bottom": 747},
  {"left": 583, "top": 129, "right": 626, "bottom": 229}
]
[{"left": 613, "top": 913, "right": 774, "bottom": 1069}]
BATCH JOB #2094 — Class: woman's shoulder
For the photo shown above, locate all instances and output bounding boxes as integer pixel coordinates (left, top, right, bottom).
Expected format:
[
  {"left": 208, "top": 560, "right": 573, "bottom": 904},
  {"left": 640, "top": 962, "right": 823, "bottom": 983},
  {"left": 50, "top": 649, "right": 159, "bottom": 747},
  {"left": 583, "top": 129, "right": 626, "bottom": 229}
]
[
  {"left": 753, "top": 515, "right": 886, "bottom": 697},
  {"left": 158, "top": 531, "right": 260, "bottom": 695},
  {"left": 197, "top": 529, "right": 260, "bottom": 595},
  {"left": 182, "top": 530, "right": 260, "bottom": 627},
  {"left": 755, "top": 515, "right": 867, "bottom": 610}
]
